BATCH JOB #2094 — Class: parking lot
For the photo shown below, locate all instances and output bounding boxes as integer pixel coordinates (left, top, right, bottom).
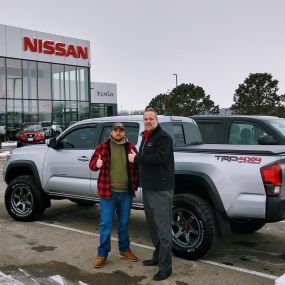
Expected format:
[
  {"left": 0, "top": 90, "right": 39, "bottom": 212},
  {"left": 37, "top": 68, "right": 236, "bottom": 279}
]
[{"left": 0, "top": 145, "right": 284, "bottom": 284}]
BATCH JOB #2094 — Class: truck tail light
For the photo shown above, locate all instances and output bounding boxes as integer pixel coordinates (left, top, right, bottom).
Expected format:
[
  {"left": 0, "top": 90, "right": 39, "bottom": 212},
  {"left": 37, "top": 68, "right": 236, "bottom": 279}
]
[{"left": 260, "top": 163, "right": 282, "bottom": 196}]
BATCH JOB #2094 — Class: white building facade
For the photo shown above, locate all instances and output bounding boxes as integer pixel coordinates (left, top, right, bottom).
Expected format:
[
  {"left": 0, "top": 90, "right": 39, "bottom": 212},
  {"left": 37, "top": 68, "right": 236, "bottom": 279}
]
[
  {"left": 90, "top": 82, "right": 117, "bottom": 117},
  {"left": 0, "top": 24, "right": 117, "bottom": 138}
]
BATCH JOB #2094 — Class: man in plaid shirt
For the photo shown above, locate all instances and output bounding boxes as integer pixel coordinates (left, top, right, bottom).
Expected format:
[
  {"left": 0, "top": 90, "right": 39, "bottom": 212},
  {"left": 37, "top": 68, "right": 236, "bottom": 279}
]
[{"left": 89, "top": 122, "right": 139, "bottom": 268}]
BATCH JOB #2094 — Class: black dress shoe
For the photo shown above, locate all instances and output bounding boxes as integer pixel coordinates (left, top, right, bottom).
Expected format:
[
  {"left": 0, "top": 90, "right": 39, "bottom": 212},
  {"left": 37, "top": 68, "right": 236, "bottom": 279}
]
[
  {"left": 153, "top": 270, "right": 172, "bottom": 281},
  {"left": 143, "top": 258, "right": 158, "bottom": 266}
]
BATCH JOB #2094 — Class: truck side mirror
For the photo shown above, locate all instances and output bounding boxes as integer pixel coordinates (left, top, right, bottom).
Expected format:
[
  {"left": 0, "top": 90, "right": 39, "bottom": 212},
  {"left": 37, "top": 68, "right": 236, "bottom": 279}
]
[
  {"left": 48, "top": 137, "right": 57, "bottom": 148},
  {"left": 258, "top": 135, "right": 277, "bottom": 145}
]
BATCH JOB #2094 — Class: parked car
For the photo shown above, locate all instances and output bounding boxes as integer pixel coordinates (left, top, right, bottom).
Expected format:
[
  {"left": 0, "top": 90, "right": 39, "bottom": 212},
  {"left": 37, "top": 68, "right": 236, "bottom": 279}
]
[
  {"left": 191, "top": 115, "right": 285, "bottom": 145},
  {"left": 16, "top": 123, "right": 45, "bottom": 147}
]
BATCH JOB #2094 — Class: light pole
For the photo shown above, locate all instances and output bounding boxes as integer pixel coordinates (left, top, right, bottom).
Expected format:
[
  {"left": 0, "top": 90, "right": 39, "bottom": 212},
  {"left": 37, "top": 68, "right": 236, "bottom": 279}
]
[{"left": 173, "top": 73, "right": 177, "bottom": 88}]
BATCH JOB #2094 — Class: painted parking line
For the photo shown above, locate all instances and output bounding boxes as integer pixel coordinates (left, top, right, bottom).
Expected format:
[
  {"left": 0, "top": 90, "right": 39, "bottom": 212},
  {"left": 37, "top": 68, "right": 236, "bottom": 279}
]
[
  {"left": 35, "top": 221, "right": 278, "bottom": 280},
  {"left": 36, "top": 221, "right": 154, "bottom": 250},
  {"left": 201, "top": 260, "right": 276, "bottom": 280}
]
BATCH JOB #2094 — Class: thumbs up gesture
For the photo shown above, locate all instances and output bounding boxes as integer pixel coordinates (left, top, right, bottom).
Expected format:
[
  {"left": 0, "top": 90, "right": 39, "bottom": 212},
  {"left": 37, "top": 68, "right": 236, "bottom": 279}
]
[
  {"left": 96, "top": 155, "right": 103, "bottom": 168},
  {"left": 128, "top": 149, "right": 136, "bottom": 163}
]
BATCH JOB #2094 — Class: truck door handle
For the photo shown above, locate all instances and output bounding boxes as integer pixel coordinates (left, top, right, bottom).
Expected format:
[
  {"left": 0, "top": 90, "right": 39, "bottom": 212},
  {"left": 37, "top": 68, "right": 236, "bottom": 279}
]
[{"left": 77, "top": 156, "right": 89, "bottom": 162}]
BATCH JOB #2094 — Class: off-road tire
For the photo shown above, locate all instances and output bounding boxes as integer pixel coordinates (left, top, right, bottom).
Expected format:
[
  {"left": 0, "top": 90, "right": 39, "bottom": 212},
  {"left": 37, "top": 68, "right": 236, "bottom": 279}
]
[
  {"left": 172, "top": 193, "right": 217, "bottom": 260},
  {"left": 5, "top": 175, "right": 45, "bottom": 221}
]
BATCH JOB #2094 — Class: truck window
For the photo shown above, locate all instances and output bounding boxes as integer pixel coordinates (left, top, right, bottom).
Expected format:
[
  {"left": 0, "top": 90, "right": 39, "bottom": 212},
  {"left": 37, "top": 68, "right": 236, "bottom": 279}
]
[
  {"left": 196, "top": 121, "right": 224, "bottom": 143},
  {"left": 183, "top": 122, "right": 202, "bottom": 145},
  {"left": 267, "top": 119, "right": 285, "bottom": 137},
  {"left": 60, "top": 126, "right": 97, "bottom": 149},
  {"left": 229, "top": 122, "right": 269, "bottom": 145},
  {"left": 160, "top": 122, "right": 184, "bottom": 146},
  {"left": 173, "top": 124, "right": 185, "bottom": 145},
  {"left": 160, "top": 122, "right": 202, "bottom": 146}
]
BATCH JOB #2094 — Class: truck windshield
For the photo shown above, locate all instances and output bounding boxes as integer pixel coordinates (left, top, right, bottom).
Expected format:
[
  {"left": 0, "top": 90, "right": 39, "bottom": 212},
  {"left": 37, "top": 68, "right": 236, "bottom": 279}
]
[{"left": 267, "top": 119, "right": 285, "bottom": 137}]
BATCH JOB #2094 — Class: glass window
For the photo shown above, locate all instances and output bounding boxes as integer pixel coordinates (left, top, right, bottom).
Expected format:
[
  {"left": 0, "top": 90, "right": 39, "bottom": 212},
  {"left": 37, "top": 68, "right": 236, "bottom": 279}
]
[
  {"left": 228, "top": 123, "right": 241, "bottom": 144},
  {"left": 39, "top": 101, "right": 52, "bottom": 123},
  {"left": 173, "top": 124, "right": 185, "bottom": 145},
  {"left": 251, "top": 125, "right": 269, "bottom": 144},
  {"left": 0, "top": 99, "right": 5, "bottom": 125},
  {"left": 65, "top": 65, "right": 77, "bottom": 100},
  {"left": 7, "top": 59, "right": 22, "bottom": 99},
  {"left": 78, "top": 102, "right": 89, "bottom": 121},
  {"left": 65, "top": 101, "right": 77, "bottom": 123},
  {"left": 77, "top": 67, "right": 88, "bottom": 101},
  {"left": 53, "top": 101, "right": 65, "bottom": 126},
  {"left": 229, "top": 122, "right": 269, "bottom": 145},
  {"left": 52, "top": 64, "right": 64, "bottom": 100},
  {"left": 23, "top": 61, "right": 37, "bottom": 99},
  {"left": 23, "top": 100, "right": 38, "bottom": 123},
  {"left": 60, "top": 126, "right": 97, "bottom": 150},
  {"left": 90, "top": 103, "right": 115, "bottom": 118},
  {"left": 267, "top": 119, "right": 285, "bottom": 137},
  {"left": 196, "top": 121, "right": 224, "bottom": 144},
  {"left": 0, "top": 58, "right": 5, "bottom": 99},
  {"left": 183, "top": 122, "right": 202, "bottom": 145},
  {"left": 38, "top": 62, "right": 51, "bottom": 100},
  {"left": 7, "top": 99, "right": 22, "bottom": 127}
]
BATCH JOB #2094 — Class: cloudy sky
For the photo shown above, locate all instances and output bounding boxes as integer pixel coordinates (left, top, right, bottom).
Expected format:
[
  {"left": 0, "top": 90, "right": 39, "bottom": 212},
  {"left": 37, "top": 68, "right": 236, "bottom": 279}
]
[{"left": 1, "top": 0, "right": 285, "bottom": 111}]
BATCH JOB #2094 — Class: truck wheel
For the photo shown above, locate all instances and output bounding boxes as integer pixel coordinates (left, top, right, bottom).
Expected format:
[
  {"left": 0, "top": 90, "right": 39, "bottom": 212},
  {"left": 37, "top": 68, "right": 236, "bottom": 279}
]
[
  {"left": 172, "top": 193, "right": 217, "bottom": 260},
  {"left": 230, "top": 220, "right": 266, "bottom": 234},
  {"left": 5, "top": 175, "right": 45, "bottom": 221}
]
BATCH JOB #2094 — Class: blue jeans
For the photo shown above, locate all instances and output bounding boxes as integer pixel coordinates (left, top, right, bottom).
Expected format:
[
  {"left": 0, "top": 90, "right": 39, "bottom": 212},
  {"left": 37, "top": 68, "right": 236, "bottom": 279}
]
[{"left": 98, "top": 192, "right": 132, "bottom": 257}]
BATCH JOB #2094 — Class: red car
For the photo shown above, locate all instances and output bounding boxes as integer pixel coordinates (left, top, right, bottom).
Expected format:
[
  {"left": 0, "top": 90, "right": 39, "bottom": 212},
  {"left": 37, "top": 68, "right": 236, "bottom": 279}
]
[{"left": 16, "top": 123, "right": 45, "bottom": 147}]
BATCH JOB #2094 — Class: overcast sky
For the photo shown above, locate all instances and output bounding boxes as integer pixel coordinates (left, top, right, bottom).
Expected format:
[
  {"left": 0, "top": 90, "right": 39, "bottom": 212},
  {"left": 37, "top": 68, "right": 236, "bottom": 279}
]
[{"left": 1, "top": 0, "right": 285, "bottom": 111}]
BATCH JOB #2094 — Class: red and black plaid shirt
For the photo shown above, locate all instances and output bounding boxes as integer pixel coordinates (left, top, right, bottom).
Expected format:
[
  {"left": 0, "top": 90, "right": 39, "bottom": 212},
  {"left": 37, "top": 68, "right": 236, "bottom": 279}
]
[{"left": 89, "top": 138, "right": 139, "bottom": 199}]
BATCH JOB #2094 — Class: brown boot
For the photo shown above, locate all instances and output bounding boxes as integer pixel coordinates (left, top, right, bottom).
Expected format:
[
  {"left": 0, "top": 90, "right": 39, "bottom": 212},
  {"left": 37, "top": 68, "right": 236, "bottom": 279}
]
[
  {"left": 93, "top": 256, "right": 107, "bottom": 268},
  {"left": 119, "top": 249, "right": 138, "bottom": 262}
]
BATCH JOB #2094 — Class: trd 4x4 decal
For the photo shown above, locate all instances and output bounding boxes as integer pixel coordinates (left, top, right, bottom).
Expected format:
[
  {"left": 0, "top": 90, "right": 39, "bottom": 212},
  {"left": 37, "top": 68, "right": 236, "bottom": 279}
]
[{"left": 215, "top": 155, "right": 262, "bottom": 164}]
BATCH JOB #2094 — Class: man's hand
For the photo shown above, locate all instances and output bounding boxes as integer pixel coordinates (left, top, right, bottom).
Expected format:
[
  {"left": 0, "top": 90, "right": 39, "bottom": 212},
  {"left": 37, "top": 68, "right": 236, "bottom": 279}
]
[
  {"left": 128, "top": 149, "right": 136, "bottom": 163},
  {"left": 96, "top": 155, "right": 103, "bottom": 168}
]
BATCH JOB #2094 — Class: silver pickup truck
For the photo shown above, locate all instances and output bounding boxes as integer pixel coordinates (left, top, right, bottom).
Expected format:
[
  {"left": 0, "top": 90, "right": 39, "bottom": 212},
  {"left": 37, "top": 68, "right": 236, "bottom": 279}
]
[{"left": 3, "top": 115, "right": 285, "bottom": 260}]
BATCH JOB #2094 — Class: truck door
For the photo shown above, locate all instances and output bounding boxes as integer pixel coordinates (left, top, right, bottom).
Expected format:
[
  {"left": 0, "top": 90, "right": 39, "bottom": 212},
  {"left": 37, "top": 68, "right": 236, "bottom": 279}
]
[{"left": 43, "top": 124, "right": 98, "bottom": 198}]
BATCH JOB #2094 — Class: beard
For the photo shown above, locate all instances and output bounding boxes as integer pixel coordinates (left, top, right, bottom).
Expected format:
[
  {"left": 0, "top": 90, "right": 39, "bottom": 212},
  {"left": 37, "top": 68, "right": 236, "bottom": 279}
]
[{"left": 111, "top": 134, "right": 124, "bottom": 143}]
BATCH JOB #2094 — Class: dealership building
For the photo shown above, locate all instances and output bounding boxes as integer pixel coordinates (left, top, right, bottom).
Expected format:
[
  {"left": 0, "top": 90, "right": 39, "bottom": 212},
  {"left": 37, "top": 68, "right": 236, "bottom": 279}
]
[{"left": 0, "top": 24, "right": 117, "bottom": 136}]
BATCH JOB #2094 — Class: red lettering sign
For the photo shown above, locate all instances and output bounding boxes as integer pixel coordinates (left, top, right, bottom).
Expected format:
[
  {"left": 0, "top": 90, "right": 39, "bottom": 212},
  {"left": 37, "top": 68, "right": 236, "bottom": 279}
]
[{"left": 23, "top": 37, "right": 89, "bottom": 60}]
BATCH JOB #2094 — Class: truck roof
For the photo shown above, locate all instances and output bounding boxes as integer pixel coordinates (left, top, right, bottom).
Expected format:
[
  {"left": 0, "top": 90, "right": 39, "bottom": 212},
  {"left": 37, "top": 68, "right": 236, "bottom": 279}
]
[
  {"left": 71, "top": 115, "right": 196, "bottom": 125},
  {"left": 191, "top": 115, "right": 280, "bottom": 121}
]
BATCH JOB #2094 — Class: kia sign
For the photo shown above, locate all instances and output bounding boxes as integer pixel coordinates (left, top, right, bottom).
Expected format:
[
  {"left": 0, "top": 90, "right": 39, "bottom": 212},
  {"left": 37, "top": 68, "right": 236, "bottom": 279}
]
[{"left": 23, "top": 37, "right": 88, "bottom": 59}]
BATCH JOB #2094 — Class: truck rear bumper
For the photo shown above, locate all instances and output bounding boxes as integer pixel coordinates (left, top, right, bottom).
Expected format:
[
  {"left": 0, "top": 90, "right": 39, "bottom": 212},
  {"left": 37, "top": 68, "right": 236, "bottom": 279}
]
[{"left": 266, "top": 196, "right": 285, "bottom": 222}]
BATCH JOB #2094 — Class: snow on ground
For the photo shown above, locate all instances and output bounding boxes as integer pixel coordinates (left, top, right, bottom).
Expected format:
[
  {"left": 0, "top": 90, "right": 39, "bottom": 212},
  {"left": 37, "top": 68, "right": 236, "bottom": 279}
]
[
  {"left": 0, "top": 151, "right": 10, "bottom": 158},
  {"left": 0, "top": 142, "right": 16, "bottom": 158},
  {"left": 2, "top": 142, "right": 17, "bottom": 147}
]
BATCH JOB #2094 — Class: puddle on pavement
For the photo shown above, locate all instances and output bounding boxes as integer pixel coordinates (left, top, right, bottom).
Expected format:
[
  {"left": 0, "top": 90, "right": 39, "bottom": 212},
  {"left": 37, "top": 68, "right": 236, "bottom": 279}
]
[
  {"left": 14, "top": 234, "right": 26, "bottom": 239},
  {"left": 0, "top": 261, "right": 146, "bottom": 285},
  {"left": 232, "top": 240, "right": 257, "bottom": 247},
  {"left": 176, "top": 281, "right": 189, "bottom": 285},
  {"left": 31, "top": 245, "right": 57, "bottom": 252}
]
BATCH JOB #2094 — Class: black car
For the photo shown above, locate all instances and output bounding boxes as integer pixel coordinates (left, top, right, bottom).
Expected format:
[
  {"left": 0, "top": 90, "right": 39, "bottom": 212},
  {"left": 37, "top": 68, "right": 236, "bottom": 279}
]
[{"left": 191, "top": 115, "right": 285, "bottom": 145}]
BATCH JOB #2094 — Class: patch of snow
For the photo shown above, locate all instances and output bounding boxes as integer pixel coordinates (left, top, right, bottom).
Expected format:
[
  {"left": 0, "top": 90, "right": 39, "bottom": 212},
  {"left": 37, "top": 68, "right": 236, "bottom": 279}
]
[{"left": 275, "top": 273, "right": 285, "bottom": 285}]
